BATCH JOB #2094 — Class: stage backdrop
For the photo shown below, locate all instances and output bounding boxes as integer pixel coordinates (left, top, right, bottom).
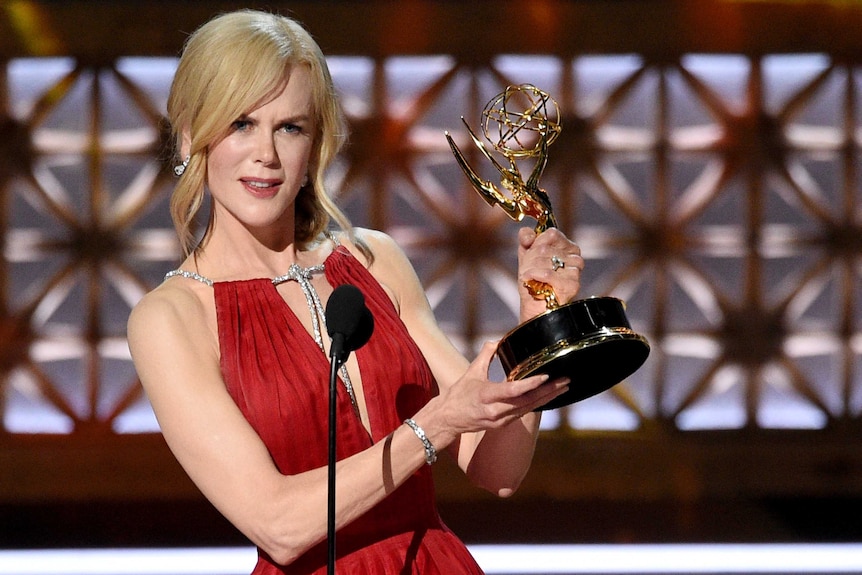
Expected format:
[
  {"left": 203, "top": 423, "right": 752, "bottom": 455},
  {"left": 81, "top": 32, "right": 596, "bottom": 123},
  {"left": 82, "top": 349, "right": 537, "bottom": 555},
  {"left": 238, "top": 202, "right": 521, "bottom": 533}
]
[{"left": 0, "top": 0, "right": 861, "bottom": 547}]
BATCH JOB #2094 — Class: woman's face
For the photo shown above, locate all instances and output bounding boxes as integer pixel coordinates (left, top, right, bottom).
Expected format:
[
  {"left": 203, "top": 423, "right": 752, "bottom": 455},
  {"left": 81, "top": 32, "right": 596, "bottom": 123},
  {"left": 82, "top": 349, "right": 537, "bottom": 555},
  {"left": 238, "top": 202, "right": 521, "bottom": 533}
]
[{"left": 206, "top": 66, "right": 316, "bottom": 238}]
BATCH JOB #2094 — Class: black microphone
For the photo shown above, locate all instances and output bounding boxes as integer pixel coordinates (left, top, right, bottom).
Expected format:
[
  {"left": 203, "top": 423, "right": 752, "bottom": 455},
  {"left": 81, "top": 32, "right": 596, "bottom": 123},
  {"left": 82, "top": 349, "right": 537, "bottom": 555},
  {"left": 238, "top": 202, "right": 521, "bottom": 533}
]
[
  {"left": 325, "top": 284, "right": 374, "bottom": 367},
  {"left": 324, "top": 284, "right": 374, "bottom": 575}
]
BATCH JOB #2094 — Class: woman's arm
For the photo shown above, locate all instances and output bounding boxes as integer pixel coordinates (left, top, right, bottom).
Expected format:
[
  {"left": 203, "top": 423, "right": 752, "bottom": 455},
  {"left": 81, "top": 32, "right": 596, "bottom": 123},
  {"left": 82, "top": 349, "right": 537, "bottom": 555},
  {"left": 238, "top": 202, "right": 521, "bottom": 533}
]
[
  {"left": 459, "top": 226, "right": 585, "bottom": 494},
  {"left": 355, "top": 227, "right": 581, "bottom": 497},
  {"left": 128, "top": 283, "right": 445, "bottom": 566}
]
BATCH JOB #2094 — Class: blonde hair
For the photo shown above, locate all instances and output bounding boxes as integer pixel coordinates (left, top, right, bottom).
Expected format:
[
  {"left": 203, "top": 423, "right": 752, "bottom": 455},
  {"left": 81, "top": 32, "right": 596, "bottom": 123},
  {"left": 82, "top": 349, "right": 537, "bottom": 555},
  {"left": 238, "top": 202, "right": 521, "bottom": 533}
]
[{"left": 167, "top": 9, "right": 353, "bottom": 256}]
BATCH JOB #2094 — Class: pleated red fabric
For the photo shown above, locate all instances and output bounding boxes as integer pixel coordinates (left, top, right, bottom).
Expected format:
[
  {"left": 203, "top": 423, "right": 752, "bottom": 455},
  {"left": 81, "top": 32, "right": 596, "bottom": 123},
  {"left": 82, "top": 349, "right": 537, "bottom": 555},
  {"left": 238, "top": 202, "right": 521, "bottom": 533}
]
[{"left": 214, "top": 246, "right": 485, "bottom": 575}]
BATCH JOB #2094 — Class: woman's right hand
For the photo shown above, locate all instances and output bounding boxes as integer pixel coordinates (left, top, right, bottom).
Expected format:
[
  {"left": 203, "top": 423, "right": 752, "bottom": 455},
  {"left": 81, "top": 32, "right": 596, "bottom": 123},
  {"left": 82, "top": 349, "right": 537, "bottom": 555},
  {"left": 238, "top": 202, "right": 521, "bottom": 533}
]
[{"left": 421, "top": 341, "right": 569, "bottom": 448}]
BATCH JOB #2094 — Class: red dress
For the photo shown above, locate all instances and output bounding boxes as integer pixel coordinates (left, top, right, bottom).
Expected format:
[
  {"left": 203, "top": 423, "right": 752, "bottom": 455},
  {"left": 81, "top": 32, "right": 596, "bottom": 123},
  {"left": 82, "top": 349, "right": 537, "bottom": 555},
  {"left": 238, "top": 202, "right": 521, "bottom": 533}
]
[{"left": 213, "top": 246, "right": 485, "bottom": 574}]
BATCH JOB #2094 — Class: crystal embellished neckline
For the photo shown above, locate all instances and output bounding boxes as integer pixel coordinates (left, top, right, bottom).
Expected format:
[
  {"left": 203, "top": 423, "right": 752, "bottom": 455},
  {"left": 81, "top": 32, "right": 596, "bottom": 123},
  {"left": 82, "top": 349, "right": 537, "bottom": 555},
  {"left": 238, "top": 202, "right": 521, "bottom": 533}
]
[
  {"left": 163, "top": 262, "right": 326, "bottom": 286},
  {"left": 164, "top": 261, "right": 359, "bottom": 411}
]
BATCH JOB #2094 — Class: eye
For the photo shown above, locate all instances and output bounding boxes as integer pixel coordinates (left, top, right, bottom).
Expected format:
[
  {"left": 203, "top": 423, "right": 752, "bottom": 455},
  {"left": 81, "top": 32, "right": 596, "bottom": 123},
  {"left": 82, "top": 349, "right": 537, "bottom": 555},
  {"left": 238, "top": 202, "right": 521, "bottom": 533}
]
[
  {"left": 231, "top": 118, "right": 253, "bottom": 132},
  {"left": 279, "top": 123, "right": 302, "bottom": 134}
]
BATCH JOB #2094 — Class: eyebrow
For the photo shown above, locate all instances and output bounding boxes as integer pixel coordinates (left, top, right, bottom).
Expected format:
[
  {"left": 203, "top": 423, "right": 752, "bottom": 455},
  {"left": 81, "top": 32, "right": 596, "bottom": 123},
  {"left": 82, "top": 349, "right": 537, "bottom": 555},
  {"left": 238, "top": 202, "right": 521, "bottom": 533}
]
[
  {"left": 240, "top": 111, "right": 312, "bottom": 124},
  {"left": 280, "top": 115, "right": 312, "bottom": 125}
]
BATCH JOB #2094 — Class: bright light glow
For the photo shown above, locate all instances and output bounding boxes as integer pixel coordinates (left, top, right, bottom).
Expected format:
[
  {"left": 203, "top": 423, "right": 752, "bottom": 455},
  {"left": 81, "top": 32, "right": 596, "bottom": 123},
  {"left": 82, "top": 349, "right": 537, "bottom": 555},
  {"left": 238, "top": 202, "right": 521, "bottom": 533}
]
[
  {"left": 0, "top": 547, "right": 258, "bottom": 575},
  {"left": 472, "top": 544, "right": 862, "bottom": 573},
  {"left": 2, "top": 544, "right": 862, "bottom": 575}
]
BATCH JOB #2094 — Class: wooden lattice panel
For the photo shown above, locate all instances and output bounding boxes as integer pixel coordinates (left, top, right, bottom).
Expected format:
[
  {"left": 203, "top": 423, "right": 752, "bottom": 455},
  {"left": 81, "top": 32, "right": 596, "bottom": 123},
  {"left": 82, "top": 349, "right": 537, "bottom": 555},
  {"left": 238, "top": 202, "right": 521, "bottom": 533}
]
[{"left": 1, "top": 52, "right": 860, "bottom": 437}]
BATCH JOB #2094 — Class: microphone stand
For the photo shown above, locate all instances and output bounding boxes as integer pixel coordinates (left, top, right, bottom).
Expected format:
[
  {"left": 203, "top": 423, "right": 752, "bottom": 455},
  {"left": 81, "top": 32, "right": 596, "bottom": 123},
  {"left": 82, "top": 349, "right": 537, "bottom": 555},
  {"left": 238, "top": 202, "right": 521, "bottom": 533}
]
[
  {"left": 327, "top": 341, "right": 344, "bottom": 575},
  {"left": 323, "top": 284, "right": 374, "bottom": 575}
]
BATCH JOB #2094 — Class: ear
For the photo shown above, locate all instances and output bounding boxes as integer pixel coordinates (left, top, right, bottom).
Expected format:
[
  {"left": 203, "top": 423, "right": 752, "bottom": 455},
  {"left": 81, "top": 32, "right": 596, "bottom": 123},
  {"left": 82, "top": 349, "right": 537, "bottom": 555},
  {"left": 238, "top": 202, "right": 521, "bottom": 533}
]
[{"left": 179, "top": 127, "right": 192, "bottom": 160}]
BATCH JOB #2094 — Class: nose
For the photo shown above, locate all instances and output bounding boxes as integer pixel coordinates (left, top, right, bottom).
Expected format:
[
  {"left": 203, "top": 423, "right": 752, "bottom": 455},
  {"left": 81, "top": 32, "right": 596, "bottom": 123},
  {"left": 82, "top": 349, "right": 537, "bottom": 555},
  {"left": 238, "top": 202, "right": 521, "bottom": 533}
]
[{"left": 255, "top": 132, "right": 279, "bottom": 166}]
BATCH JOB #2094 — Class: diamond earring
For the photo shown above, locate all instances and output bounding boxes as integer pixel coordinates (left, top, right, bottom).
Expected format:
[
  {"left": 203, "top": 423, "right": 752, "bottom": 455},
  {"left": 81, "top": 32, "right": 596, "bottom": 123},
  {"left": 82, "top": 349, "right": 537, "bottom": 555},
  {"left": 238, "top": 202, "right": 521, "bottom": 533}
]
[{"left": 174, "top": 156, "right": 189, "bottom": 177}]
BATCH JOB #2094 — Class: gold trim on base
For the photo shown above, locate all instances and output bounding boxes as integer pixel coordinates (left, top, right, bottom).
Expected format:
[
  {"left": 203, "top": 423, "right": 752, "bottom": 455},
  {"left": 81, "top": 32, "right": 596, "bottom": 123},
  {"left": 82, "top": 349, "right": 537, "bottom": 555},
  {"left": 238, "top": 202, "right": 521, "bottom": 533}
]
[{"left": 507, "top": 327, "right": 649, "bottom": 381}]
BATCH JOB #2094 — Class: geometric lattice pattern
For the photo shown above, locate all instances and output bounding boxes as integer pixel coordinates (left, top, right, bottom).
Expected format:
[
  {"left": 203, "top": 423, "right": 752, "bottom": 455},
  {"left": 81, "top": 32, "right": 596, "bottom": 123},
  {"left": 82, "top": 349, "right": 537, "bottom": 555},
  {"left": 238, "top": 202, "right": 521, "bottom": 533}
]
[{"left": 3, "top": 53, "right": 861, "bottom": 435}]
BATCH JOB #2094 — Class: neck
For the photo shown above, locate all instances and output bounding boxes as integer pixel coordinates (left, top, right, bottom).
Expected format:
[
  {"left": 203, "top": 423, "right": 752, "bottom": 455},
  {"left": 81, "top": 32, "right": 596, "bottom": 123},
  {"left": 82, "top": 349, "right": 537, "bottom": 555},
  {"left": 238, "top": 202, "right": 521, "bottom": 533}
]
[
  {"left": 192, "top": 230, "right": 329, "bottom": 283},
  {"left": 192, "top": 206, "right": 300, "bottom": 276}
]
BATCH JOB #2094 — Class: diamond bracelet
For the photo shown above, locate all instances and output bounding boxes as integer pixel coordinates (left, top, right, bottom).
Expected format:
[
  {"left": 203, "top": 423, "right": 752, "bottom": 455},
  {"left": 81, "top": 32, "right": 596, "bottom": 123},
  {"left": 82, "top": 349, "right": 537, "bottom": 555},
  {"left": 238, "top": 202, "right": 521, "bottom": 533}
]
[{"left": 403, "top": 418, "right": 437, "bottom": 466}]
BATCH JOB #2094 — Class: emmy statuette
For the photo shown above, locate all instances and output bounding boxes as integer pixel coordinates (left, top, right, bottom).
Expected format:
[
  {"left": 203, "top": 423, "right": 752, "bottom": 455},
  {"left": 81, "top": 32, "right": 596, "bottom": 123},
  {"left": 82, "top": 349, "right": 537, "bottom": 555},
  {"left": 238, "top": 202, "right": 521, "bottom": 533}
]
[{"left": 445, "top": 84, "right": 650, "bottom": 410}]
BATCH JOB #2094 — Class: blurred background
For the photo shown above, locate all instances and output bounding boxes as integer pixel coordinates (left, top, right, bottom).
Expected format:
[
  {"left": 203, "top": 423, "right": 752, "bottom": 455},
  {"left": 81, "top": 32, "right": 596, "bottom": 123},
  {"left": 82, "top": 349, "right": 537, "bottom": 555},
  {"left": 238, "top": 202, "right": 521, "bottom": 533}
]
[{"left": 1, "top": 0, "right": 862, "bottom": 570}]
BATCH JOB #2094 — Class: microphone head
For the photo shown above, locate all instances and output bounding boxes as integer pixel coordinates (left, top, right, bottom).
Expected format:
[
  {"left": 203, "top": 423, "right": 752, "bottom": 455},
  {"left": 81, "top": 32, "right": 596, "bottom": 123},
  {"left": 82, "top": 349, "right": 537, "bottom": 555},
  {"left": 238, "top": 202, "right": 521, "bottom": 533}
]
[
  {"left": 348, "top": 307, "right": 374, "bottom": 352},
  {"left": 325, "top": 284, "right": 374, "bottom": 353}
]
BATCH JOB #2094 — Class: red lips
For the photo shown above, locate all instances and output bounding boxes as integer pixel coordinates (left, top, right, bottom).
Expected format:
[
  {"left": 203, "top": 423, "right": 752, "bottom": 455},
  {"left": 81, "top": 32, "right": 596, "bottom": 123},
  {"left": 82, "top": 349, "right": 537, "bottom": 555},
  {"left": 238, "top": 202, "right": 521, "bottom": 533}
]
[{"left": 241, "top": 178, "right": 282, "bottom": 199}]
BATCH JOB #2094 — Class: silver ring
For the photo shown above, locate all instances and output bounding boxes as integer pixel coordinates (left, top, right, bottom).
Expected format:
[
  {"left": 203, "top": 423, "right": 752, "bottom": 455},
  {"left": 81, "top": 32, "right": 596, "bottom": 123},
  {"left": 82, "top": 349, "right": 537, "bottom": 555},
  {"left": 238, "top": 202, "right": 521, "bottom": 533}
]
[{"left": 551, "top": 255, "right": 565, "bottom": 271}]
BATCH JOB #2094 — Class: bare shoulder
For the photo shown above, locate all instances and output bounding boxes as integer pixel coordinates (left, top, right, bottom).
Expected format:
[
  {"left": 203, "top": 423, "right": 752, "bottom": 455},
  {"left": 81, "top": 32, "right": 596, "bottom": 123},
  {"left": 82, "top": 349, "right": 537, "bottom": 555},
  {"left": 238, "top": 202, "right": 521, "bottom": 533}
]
[
  {"left": 347, "top": 227, "right": 412, "bottom": 271},
  {"left": 336, "top": 227, "right": 416, "bottom": 285},
  {"left": 127, "top": 278, "right": 216, "bottom": 364},
  {"left": 341, "top": 228, "right": 431, "bottom": 320},
  {"left": 129, "top": 280, "right": 202, "bottom": 330}
]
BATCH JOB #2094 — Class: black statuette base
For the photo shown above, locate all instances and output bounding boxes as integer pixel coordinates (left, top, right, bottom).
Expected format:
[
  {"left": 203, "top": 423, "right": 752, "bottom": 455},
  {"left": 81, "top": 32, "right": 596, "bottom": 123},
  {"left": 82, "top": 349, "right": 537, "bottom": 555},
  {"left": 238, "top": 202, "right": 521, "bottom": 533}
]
[{"left": 497, "top": 296, "right": 650, "bottom": 411}]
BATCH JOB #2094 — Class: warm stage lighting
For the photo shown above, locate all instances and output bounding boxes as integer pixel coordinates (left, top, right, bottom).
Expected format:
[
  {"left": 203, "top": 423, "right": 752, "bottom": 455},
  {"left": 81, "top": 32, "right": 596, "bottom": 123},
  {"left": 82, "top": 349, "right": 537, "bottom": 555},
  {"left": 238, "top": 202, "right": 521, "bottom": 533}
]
[{"left": 1, "top": 544, "right": 862, "bottom": 574}]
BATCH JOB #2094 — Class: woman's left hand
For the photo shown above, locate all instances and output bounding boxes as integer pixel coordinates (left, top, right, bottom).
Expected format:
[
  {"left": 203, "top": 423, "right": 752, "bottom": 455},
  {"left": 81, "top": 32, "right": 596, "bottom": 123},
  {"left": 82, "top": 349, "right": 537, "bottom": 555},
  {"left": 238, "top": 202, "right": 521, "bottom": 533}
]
[{"left": 517, "top": 227, "right": 585, "bottom": 321}]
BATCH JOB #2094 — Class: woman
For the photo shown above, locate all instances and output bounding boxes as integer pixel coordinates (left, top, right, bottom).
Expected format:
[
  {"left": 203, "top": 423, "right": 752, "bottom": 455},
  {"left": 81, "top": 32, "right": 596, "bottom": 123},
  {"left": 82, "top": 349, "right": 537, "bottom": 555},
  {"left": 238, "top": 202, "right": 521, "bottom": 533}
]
[{"left": 127, "top": 9, "right": 584, "bottom": 574}]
